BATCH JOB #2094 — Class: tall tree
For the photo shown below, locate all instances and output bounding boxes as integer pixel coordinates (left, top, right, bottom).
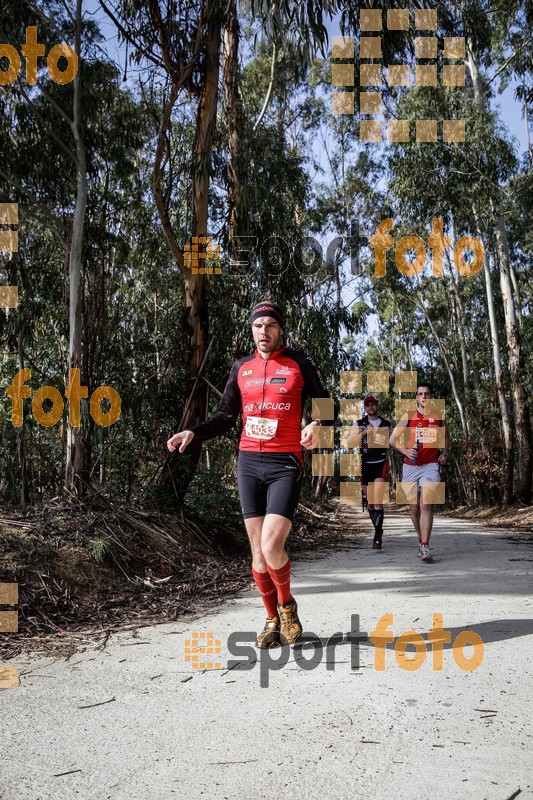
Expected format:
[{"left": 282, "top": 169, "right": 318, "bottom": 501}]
[
  {"left": 464, "top": 1, "right": 532, "bottom": 501},
  {"left": 65, "top": 0, "right": 88, "bottom": 490}
]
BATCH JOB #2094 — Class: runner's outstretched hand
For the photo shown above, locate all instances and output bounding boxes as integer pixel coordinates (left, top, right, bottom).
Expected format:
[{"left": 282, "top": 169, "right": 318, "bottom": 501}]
[
  {"left": 300, "top": 421, "right": 320, "bottom": 450},
  {"left": 167, "top": 430, "right": 195, "bottom": 454}
]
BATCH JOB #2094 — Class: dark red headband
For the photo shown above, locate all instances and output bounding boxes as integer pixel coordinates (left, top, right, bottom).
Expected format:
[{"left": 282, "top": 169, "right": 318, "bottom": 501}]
[{"left": 249, "top": 303, "right": 284, "bottom": 328}]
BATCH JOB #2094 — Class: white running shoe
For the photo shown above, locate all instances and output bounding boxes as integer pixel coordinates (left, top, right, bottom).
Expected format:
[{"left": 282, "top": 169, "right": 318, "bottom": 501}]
[
  {"left": 417, "top": 541, "right": 423, "bottom": 558},
  {"left": 420, "top": 544, "right": 433, "bottom": 563}
]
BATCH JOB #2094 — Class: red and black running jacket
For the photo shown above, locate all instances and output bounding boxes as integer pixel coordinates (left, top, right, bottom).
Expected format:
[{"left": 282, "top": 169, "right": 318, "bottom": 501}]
[{"left": 191, "top": 346, "right": 329, "bottom": 459}]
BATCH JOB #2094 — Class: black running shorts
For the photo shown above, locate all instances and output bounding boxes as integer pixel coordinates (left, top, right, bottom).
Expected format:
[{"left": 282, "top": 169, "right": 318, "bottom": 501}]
[
  {"left": 361, "top": 459, "right": 388, "bottom": 487},
  {"left": 236, "top": 452, "right": 304, "bottom": 521}
]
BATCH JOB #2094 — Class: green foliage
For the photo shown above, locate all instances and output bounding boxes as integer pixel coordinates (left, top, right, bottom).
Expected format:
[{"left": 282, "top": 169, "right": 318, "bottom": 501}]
[
  {"left": 0, "top": 0, "right": 530, "bottom": 509},
  {"left": 86, "top": 535, "right": 115, "bottom": 565}
]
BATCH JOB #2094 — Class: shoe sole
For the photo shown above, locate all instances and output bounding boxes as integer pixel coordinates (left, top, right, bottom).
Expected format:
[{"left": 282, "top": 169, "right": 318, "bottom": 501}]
[
  {"left": 421, "top": 556, "right": 433, "bottom": 563},
  {"left": 279, "top": 632, "right": 302, "bottom": 646}
]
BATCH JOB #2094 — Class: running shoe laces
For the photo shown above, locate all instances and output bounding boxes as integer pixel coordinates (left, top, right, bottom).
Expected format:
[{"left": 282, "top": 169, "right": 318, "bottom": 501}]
[
  {"left": 278, "top": 600, "right": 303, "bottom": 645},
  {"left": 256, "top": 616, "right": 280, "bottom": 649},
  {"left": 420, "top": 544, "right": 433, "bottom": 562}
]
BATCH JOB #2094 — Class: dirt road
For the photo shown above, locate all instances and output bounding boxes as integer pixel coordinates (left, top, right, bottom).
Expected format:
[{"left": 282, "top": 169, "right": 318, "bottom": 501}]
[{"left": 2, "top": 509, "right": 532, "bottom": 799}]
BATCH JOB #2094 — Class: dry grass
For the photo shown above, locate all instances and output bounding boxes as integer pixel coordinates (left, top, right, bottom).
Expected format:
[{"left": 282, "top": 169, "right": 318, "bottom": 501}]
[
  {"left": 441, "top": 502, "right": 533, "bottom": 533},
  {"left": 0, "top": 494, "right": 361, "bottom": 660}
]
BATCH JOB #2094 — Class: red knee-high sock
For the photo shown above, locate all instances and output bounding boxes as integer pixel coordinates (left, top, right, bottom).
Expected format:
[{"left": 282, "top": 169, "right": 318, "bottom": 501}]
[
  {"left": 252, "top": 568, "right": 279, "bottom": 618},
  {"left": 266, "top": 559, "right": 293, "bottom": 606}
]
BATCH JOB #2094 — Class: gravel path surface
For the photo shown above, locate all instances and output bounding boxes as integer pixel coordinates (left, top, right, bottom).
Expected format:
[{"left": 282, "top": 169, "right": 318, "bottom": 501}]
[{"left": 2, "top": 509, "right": 532, "bottom": 799}]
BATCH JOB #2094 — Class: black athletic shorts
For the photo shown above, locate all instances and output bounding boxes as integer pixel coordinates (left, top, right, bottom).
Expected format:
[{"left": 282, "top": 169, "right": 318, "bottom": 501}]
[
  {"left": 237, "top": 451, "right": 304, "bottom": 521},
  {"left": 361, "top": 459, "right": 388, "bottom": 487}
]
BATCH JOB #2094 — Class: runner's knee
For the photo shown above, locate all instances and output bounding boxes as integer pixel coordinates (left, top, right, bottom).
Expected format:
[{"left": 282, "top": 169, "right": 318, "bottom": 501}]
[{"left": 261, "top": 535, "right": 287, "bottom": 563}]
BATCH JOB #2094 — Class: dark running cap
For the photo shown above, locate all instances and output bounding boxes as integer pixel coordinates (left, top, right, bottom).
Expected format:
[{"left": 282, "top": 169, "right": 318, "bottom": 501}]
[
  {"left": 249, "top": 302, "right": 284, "bottom": 328},
  {"left": 364, "top": 395, "right": 378, "bottom": 406}
]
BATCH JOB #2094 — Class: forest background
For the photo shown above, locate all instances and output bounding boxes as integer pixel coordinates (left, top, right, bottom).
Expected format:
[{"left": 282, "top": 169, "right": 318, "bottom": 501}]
[{"left": 0, "top": 0, "right": 531, "bottom": 530}]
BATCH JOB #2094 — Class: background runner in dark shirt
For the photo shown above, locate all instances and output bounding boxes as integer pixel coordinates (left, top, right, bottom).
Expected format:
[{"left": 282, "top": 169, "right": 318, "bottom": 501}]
[{"left": 347, "top": 395, "right": 390, "bottom": 550}]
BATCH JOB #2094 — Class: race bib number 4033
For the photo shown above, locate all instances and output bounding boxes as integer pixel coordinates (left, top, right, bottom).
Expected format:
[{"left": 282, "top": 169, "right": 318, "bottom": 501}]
[{"left": 245, "top": 416, "right": 279, "bottom": 440}]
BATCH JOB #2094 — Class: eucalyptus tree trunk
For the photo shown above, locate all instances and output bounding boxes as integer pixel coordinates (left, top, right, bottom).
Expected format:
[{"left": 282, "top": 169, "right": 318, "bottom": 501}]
[
  {"left": 466, "top": 40, "right": 532, "bottom": 502},
  {"left": 445, "top": 255, "right": 469, "bottom": 390},
  {"left": 223, "top": 0, "right": 242, "bottom": 244},
  {"left": 17, "top": 328, "right": 29, "bottom": 506},
  {"left": 482, "top": 243, "right": 514, "bottom": 505},
  {"left": 65, "top": 0, "right": 89, "bottom": 492},
  {"left": 417, "top": 297, "right": 469, "bottom": 441},
  {"left": 158, "top": 12, "right": 222, "bottom": 499},
  {"left": 182, "top": 19, "right": 221, "bottom": 433},
  {"left": 491, "top": 206, "right": 531, "bottom": 500}
]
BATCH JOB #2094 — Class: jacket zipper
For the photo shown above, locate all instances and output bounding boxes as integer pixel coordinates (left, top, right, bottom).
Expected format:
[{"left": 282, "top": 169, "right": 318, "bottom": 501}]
[{"left": 260, "top": 355, "right": 268, "bottom": 456}]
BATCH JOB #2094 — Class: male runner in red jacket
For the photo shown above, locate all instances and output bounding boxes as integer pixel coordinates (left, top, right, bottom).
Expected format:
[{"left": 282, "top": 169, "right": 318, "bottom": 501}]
[{"left": 167, "top": 302, "right": 329, "bottom": 647}]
